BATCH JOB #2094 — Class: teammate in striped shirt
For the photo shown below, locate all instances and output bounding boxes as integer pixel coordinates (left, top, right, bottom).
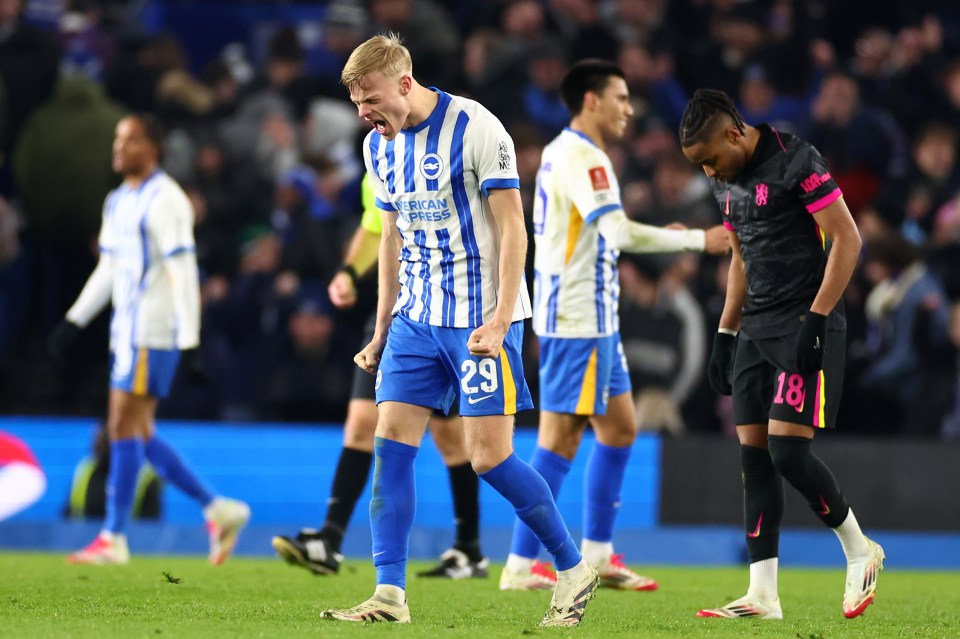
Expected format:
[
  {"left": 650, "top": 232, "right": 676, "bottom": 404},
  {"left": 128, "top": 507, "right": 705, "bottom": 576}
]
[
  {"left": 271, "top": 174, "right": 490, "bottom": 579},
  {"left": 321, "top": 34, "right": 598, "bottom": 628},
  {"left": 501, "top": 60, "right": 728, "bottom": 592},
  {"left": 48, "top": 114, "right": 249, "bottom": 566}
]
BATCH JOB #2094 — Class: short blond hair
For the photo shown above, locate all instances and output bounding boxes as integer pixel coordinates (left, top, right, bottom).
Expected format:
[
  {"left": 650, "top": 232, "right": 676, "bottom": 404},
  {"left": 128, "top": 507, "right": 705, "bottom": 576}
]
[{"left": 341, "top": 33, "right": 412, "bottom": 90}]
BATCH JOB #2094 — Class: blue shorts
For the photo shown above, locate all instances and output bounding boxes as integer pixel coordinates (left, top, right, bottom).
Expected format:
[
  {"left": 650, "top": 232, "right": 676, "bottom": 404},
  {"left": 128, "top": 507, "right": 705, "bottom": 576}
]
[
  {"left": 375, "top": 314, "right": 533, "bottom": 417},
  {"left": 538, "top": 333, "right": 632, "bottom": 415},
  {"left": 110, "top": 345, "right": 181, "bottom": 398}
]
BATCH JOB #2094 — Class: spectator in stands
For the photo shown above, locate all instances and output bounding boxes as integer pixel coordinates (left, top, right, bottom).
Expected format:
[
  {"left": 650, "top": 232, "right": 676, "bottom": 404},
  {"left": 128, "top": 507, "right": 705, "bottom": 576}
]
[
  {"left": 0, "top": 0, "right": 61, "bottom": 182},
  {"left": 369, "top": 0, "right": 460, "bottom": 88},
  {"left": 13, "top": 74, "right": 124, "bottom": 328},
  {"left": 618, "top": 256, "right": 706, "bottom": 435},
  {"left": 808, "top": 70, "right": 907, "bottom": 216},
  {"left": 859, "top": 233, "right": 949, "bottom": 432},
  {"left": 874, "top": 122, "right": 960, "bottom": 244}
]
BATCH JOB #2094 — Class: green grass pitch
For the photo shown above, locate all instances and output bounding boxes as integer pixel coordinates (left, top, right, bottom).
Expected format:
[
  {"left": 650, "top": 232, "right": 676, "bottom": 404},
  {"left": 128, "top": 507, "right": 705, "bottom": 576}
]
[{"left": 3, "top": 552, "right": 959, "bottom": 638}]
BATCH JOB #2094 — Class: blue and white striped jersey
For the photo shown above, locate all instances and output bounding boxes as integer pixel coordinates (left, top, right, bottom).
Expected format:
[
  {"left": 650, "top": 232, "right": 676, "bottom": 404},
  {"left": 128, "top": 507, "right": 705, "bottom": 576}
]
[
  {"left": 364, "top": 89, "right": 532, "bottom": 328},
  {"left": 97, "top": 170, "right": 199, "bottom": 353},
  {"left": 532, "top": 129, "right": 621, "bottom": 337}
]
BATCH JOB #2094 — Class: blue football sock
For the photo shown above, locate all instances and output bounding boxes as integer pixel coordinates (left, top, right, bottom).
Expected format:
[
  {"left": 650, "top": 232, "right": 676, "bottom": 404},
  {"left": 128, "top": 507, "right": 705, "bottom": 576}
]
[
  {"left": 509, "top": 446, "right": 572, "bottom": 559},
  {"left": 104, "top": 438, "right": 145, "bottom": 534},
  {"left": 584, "top": 441, "right": 631, "bottom": 543},
  {"left": 370, "top": 437, "right": 419, "bottom": 589},
  {"left": 144, "top": 437, "right": 215, "bottom": 507},
  {"left": 481, "top": 453, "right": 581, "bottom": 571}
]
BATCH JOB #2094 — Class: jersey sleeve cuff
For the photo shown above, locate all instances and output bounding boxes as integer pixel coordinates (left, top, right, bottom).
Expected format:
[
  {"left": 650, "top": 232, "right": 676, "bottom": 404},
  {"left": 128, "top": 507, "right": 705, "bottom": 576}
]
[
  {"left": 805, "top": 188, "right": 842, "bottom": 213},
  {"left": 480, "top": 177, "right": 520, "bottom": 197},
  {"left": 723, "top": 220, "right": 735, "bottom": 231},
  {"left": 163, "top": 246, "right": 196, "bottom": 258},
  {"left": 585, "top": 204, "right": 622, "bottom": 224},
  {"left": 375, "top": 197, "right": 396, "bottom": 211}
]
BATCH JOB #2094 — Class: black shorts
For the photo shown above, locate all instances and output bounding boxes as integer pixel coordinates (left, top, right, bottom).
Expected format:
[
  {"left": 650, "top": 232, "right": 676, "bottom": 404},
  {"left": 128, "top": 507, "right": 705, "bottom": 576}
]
[
  {"left": 349, "top": 315, "right": 459, "bottom": 417},
  {"left": 731, "top": 330, "right": 844, "bottom": 429}
]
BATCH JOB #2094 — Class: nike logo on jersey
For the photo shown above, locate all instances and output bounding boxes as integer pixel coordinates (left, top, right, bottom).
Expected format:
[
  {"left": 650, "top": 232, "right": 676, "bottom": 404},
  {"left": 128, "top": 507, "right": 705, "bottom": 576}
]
[
  {"left": 818, "top": 495, "right": 830, "bottom": 516},
  {"left": 795, "top": 390, "right": 806, "bottom": 413},
  {"left": 747, "top": 513, "right": 763, "bottom": 538},
  {"left": 467, "top": 395, "right": 493, "bottom": 405}
]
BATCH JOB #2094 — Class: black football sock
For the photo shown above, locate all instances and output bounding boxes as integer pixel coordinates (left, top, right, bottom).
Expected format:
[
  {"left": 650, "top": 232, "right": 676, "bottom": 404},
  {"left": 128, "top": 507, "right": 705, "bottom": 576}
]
[
  {"left": 741, "top": 444, "right": 784, "bottom": 563},
  {"left": 320, "top": 447, "right": 373, "bottom": 553},
  {"left": 768, "top": 435, "right": 849, "bottom": 528},
  {"left": 447, "top": 461, "right": 483, "bottom": 561}
]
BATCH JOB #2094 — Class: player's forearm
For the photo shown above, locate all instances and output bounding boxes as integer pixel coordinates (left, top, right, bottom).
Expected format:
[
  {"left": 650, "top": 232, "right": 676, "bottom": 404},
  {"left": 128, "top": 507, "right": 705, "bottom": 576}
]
[
  {"left": 597, "top": 210, "right": 705, "bottom": 253},
  {"left": 166, "top": 253, "right": 201, "bottom": 349},
  {"left": 343, "top": 226, "right": 381, "bottom": 279},
  {"left": 494, "top": 216, "right": 526, "bottom": 327},
  {"left": 719, "top": 252, "right": 746, "bottom": 333},
  {"left": 374, "top": 230, "right": 401, "bottom": 340},
  {"left": 488, "top": 189, "right": 526, "bottom": 328},
  {"left": 66, "top": 255, "right": 114, "bottom": 328},
  {"left": 810, "top": 228, "right": 861, "bottom": 316}
]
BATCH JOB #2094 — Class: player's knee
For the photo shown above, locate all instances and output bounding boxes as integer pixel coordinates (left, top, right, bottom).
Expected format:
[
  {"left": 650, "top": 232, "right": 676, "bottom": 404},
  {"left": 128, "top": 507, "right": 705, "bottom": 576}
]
[
  {"left": 537, "top": 419, "right": 586, "bottom": 459},
  {"left": 594, "top": 419, "right": 636, "bottom": 448},
  {"left": 767, "top": 435, "right": 812, "bottom": 482}
]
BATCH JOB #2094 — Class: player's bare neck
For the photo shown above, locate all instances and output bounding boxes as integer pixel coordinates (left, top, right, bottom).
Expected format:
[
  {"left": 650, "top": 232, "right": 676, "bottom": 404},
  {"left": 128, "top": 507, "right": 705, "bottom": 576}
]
[
  {"left": 403, "top": 82, "right": 439, "bottom": 130},
  {"left": 124, "top": 164, "right": 158, "bottom": 189},
  {"left": 569, "top": 117, "right": 605, "bottom": 150}
]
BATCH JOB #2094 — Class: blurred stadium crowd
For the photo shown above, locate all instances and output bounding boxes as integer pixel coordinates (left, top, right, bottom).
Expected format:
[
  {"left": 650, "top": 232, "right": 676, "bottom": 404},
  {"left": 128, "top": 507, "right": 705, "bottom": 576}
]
[{"left": 1, "top": 0, "right": 959, "bottom": 438}]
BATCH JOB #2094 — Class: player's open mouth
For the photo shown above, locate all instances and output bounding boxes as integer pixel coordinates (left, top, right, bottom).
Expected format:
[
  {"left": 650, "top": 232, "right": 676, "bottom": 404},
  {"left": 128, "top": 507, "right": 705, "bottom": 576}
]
[{"left": 373, "top": 120, "right": 387, "bottom": 134}]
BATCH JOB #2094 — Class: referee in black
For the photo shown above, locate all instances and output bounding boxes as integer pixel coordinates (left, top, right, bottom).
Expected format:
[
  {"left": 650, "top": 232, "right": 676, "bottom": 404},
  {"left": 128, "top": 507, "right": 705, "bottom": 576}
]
[{"left": 679, "top": 89, "right": 884, "bottom": 620}]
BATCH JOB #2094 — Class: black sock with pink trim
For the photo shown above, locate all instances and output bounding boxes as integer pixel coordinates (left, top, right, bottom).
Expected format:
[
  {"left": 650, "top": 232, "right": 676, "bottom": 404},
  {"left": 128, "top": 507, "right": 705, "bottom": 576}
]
[
  {"left": 741, "top": 444, "right": 783, "bottom": 562},
  {"left": 767, "top": 435, "right": 849, "bottom": 528}
]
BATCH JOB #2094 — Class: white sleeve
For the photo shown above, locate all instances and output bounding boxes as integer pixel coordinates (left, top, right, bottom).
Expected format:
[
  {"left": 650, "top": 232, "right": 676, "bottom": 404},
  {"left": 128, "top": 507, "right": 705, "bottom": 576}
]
[
  {"left": 148, "top": 187, "right": 196, "bottom": 258},
  {"left": 363, "top": 132, "right": 394, "bottom": 211},
  {"left": 596, "top": 209, "right": 706, "bottom": 253},
  {"left": 470, "top": 112, "right": 520, "bottom": 195},
  {"left": 66, "top": 253, "right": 113, "bottom": 328},
  {"left": 148, "top": 186, "right": 200, "bottom": 349},
  {"left": 165, "top": 253, "right": 201, "bottom": 349}
]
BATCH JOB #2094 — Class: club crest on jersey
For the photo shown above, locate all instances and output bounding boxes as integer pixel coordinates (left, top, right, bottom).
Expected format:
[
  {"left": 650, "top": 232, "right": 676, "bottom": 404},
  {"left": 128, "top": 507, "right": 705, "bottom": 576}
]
[
  {"left": 589, "top": 166, "right": 609, "bottom": 190},
  {"left": 755, "top": 183, "right": 768, "bottom": 206},
  {"left": 419, "top": 153, "right": 444, "bottom": 180}
]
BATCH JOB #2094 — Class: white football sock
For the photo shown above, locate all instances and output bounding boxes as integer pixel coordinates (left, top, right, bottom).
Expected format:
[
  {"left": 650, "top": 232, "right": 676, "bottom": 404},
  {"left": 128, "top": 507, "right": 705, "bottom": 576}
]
[
  {"left": 506, "top": 553, "right": 534, "bottom": 574},
  {"left": 581, "top": 539, "right": 613, "bottom": 570},
  {"left": 833, "top": 508, "right": 870, "bottom": 558},
  {"left": 374, "top": 584, "right": 405, "bottom": 605},
  {"left": 747, "top": 557, "right": 779, "bottom": 601}
]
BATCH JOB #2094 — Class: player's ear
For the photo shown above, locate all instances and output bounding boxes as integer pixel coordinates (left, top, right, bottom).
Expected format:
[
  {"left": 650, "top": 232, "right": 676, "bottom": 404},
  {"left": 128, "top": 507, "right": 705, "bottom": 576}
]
[
  {"left": 725, "top": 124, "right": 743, "bottom": 144},
  {"left": 575, "top": 90, "right": 589, "bottom": 112},
  {"left": 399, "top": 74, "right": 412, "bottom": 96}
]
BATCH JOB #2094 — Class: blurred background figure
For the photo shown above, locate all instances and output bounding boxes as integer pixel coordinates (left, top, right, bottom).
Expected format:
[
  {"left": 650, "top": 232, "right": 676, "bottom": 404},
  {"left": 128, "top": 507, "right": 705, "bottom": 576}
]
[
  {"left": 857, "top": 232, "right": 949, "bottom": 434},
  {"left": 618, "top": 255, "right": 706, "bottom": 436},
  {"left": 62, "top": 421, "right": 161, "bottom": 520}
]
